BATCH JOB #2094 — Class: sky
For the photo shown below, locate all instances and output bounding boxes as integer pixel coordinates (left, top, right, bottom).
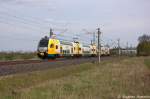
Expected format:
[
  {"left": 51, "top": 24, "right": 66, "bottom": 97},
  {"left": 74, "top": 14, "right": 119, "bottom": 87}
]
[{"left": 0, "top": 0, "right": 149, "bottom": 51}]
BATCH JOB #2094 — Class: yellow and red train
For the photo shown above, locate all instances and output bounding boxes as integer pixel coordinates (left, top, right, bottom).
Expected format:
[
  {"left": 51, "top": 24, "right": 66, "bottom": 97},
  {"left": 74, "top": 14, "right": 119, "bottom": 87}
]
[{"left": 37, "top": 36, "right": 109, "bottom": 59}]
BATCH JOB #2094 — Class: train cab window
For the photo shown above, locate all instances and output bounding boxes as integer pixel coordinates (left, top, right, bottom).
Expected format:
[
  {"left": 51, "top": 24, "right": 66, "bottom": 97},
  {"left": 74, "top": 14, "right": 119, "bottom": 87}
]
[
  {"left": 50, "top": 44, "right": 54, "bottom": 48},
  {"left": 56, "top": 45, "right": 58, "bottom": 49}
]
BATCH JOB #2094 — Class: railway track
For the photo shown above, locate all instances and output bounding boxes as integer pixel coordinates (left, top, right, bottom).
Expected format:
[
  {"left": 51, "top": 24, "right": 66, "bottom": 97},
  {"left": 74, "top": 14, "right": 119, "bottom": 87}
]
[
  {"left": 0, "top": 60, "right": 43, "bottom": 66},
  {"left": 0, "top": 57, "right": 113, "bottom": 76},
  {"left": 0, "top": 59, "right": 64, "bottom": 66}
]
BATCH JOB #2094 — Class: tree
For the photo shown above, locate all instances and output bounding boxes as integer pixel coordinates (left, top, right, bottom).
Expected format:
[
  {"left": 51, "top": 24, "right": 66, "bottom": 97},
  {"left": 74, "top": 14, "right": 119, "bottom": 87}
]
[
  {"left": 137, "top": 34, "right": 150, "bottom": 56},
  {"left": 138, "top": 34, "right": 150, "bottom": 43}
]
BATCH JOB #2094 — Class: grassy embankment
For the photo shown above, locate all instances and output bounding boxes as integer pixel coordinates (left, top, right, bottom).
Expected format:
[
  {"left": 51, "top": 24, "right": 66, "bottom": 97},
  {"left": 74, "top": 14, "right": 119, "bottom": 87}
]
[
  {"left": 144, "top": 57, "right": 150, "bottom": 69},
  {"left": 0, "top": 57, "right": 150, "bottom": 99},
  {"left": 0, "top": 52, "right": 37, "bottom": 61}
]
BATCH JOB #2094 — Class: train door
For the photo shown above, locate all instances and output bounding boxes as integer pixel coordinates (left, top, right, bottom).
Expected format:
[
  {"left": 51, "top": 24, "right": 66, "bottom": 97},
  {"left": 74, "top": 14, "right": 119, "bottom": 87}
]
[{"left": 76, "top": 42, "right": 82, "bottom": 56}]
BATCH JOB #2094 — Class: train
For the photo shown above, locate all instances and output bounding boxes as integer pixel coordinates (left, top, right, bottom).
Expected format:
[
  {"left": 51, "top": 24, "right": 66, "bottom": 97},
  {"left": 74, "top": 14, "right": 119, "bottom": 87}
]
[{"left": 37, "top": 35, "right": 110, "bottom": 59}]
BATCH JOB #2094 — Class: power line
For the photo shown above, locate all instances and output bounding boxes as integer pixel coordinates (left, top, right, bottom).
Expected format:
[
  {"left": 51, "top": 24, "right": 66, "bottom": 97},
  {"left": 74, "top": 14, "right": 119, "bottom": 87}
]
[
  {"left": 0, "top": 35, "right": 39, "bottom": 42},
  {"left": 0, "top": 10, "right": 69, "bottom": 32},
  {"left": 0, "top": 14, "right": 63, "bottom": 34},
  {"left": 0, "top": 10, "right": 92, "bottom": 43},
  {"left": 0, "top": 5, "right": 69, "bottom": 27},
  {"left": 82, "top": 29, "right": 96, "bottom": 44},
  {"left": 0, "top": 12, "right": 70, "bottom": 39},
  {"left": 0, "top": 13, "right": 93, "bottom": 44},
  {"left": 0, "top": 19, "right": 45, "bottom": 33},
  {"left": 0, "top": 18, "right": 103, "bottom": 45},
  {"left": 0, "top": 12, "right": 50, "bottom": 30},
  {"left": 0, "top": 4, "right": 95, "bottom": 44},
  {"left": 0, "top": 20, "right": 92, "bottom": 44}
]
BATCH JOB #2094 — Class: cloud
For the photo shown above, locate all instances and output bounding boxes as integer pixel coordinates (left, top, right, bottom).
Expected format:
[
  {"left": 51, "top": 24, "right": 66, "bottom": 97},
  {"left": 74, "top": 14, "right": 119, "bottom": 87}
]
[
  {"left": 0, "top": 0, "right": 52, "bottom": 6},
  {"left": 0, "top": 0, "right": 149, "bottom": 51}
]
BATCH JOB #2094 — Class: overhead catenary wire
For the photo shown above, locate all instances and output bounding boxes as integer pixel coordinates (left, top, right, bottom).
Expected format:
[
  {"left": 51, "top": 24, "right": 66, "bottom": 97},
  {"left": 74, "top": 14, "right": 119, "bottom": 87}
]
[
  {"left": 0, "top": 35, "right": 39, "bottom": 42},
  {"left": 0, "top": 4, "right": 104, "bottom": 51},
  {"left": 0, "top": 7, "right": 97, "bottom": 45},
  {"left": 0, "top": 12, "right": 50, "bottom": 31},
  {"left": 0, "top": 19, "right": 46, "bottom": 33},
  {"left": 0, "top": 5, "right": 56, "bottom": 23},
  {"left": 0, "top": 20, "right": 92, "bottom": 44},
  {"left": 0, "top": 14, "right": 67, "bottom": 36},
  {"left": 0, "top": 6, "right": 90, "bottom": 37},
  {"left": 0, "top": 10, "right": 69, "bottom": 34},
  {"left": 0, "top": 5, "right": 69, "bottom": 27}
]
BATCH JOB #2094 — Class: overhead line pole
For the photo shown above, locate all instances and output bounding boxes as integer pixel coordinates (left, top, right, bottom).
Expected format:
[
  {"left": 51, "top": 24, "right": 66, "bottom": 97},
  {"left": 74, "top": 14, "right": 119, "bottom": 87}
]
[
  {"left": 93, "top": 32, "right": 96, "bottom": 44},
  {"left": 97, "top": 28, "right": 101, "bottom": 63},
  {"left": 127, "top": 42, "right": 129, "bottom": 56},
  {"left": 117, "top": 38, "right": 121, "bottom": 56},
  {"left": 50, "top": 28, "right": 53, "bottom": 38}
]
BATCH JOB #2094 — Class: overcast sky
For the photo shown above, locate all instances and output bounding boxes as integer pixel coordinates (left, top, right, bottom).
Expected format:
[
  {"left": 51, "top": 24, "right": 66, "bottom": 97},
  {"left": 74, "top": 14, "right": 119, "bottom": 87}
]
[{"left": 0, "top": 0, "right": 149, "bottom": 51}]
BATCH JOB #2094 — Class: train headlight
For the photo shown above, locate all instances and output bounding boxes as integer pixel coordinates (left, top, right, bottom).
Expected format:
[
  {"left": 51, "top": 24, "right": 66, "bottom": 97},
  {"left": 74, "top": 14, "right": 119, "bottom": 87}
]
[{"left": 40, "top": 52, "right": 44, "bottom": 56}]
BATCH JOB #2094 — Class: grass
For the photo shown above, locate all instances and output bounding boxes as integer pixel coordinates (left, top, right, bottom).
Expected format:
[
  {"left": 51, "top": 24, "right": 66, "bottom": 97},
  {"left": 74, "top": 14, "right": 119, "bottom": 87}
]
[
  {"left": 0, "top": 63, "right": 93, "bottom": 99},
  {"left": 144, "top": 57, "right": 150, "bottom": 69},
  {"left": 0, "top": 52, "right": 38, "bottom": 61},
  {"left": 0, "top": 57, "right": 150, "bottom": 99}
]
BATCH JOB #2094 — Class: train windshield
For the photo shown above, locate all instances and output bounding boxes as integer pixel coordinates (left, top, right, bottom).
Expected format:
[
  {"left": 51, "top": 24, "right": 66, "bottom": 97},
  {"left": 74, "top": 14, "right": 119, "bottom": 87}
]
[{"left": 38, "top": 37, "right": 49, "bottom": 47}]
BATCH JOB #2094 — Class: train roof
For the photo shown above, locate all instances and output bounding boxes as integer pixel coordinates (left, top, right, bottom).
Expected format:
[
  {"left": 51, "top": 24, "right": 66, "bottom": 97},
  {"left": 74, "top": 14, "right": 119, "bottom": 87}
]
[
  {"left": 83, "top": 45, "right": 90, "bottom": 47},
  {"left": 60, "top": 41, "right": 73, "bottom": 45}
]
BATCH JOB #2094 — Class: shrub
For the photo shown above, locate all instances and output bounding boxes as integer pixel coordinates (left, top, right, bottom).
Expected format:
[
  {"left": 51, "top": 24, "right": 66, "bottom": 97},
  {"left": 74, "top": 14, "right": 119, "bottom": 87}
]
[
  {"left": 137, "top": 34, "right": 150, "bottom": 56},
  {"left": 137, "top": 41, "right": 150, "bottom": 56}
]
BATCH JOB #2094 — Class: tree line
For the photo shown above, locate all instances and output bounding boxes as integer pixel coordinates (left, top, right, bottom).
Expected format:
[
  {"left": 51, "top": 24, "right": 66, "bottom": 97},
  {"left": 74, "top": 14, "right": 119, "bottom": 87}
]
[{"left": 137, "top": 34, "right": 150, "bottom": 56}]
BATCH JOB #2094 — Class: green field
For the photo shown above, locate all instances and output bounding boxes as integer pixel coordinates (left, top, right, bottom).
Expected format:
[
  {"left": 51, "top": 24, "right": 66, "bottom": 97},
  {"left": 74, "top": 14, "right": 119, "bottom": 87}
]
[{"left": 0, "top": 57, "right": 150, "bottom": 99}]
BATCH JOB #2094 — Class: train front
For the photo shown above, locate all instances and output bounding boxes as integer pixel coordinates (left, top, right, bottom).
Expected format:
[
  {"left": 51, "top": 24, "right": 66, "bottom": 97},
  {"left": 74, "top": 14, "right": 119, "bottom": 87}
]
[
  {"left": 37, "top": 36, "right": 60, "bottom": 59},
  {"left": 37, "top": 36, "right": 49, "bottom": 59}
]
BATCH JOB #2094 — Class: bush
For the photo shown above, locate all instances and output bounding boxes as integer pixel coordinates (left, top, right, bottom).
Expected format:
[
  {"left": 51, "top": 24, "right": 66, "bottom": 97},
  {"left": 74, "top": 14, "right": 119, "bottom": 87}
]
[{"left": 137, "top": 41, "right": 150, "bottom": 56}]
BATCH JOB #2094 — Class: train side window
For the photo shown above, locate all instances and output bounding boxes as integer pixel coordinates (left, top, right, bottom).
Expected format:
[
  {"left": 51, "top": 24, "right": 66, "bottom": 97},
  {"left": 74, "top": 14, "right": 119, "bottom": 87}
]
[
  {"left": 82, "top": 49, "right": 84, "bottom": 52},
  {"left": 74, "top": 47, "right": 75, "bottom": 50},
  {"left": 79, "top": 48, "right": 81, "bottom": 51},
  {"left": 56, "top": 45, "right": 58, "bottom": 49},
  {"left": 50, "top": 44, "right": 54, "bottom": 48}
]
